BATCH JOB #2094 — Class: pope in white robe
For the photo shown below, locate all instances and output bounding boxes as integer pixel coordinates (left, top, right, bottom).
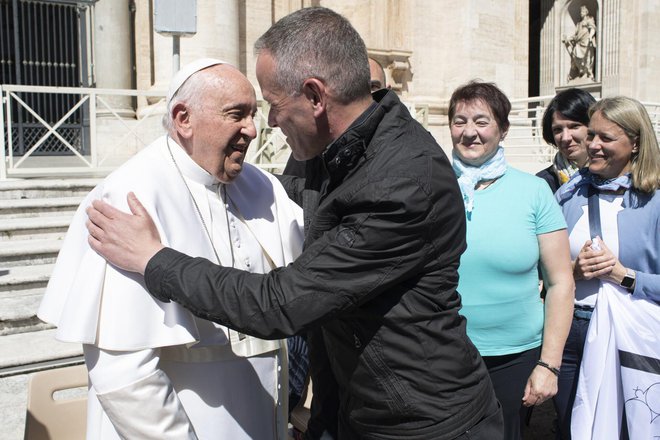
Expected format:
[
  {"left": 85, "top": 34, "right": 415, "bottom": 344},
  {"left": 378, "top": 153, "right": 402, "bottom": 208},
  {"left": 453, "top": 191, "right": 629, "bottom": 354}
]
[{"left": 38, "top": 59, "right": 304, "bottom": 439}]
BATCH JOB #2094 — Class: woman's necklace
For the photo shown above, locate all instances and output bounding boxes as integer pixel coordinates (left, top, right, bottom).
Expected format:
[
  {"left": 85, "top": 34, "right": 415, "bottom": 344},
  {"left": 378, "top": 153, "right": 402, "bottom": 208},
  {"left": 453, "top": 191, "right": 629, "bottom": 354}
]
[{"left": 166, "top": 136, "right": 235, "bottom": 268}]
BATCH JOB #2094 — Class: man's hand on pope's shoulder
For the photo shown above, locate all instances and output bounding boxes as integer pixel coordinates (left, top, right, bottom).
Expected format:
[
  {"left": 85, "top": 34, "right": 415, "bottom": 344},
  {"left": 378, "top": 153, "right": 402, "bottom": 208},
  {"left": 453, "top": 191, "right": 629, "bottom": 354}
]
[{"left": 86, "top": 192, "right": 164, "bottom": 275}]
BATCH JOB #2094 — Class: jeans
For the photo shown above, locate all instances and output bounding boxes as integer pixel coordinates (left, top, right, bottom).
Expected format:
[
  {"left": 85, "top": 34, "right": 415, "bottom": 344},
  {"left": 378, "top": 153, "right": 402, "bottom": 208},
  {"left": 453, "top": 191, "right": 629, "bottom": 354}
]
[
  {"left": 552, "top": 315, "right": 590, "bottom": 440},
  {"left": 287, "top": 334, "right": 310, "bottom": 413}
]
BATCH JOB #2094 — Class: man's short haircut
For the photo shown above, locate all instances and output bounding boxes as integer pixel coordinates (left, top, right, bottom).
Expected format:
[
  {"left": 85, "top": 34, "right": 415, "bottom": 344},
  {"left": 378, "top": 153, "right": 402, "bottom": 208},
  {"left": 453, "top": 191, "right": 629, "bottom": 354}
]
[
  {"left": 254, "top": 6, "right": 371, "bottom": 104},
  {"left": 542, "top": 88, "right": 596, "bottom": 146},
  {"left": 448, "top": 80, "right": 511, "bottom": 132}
]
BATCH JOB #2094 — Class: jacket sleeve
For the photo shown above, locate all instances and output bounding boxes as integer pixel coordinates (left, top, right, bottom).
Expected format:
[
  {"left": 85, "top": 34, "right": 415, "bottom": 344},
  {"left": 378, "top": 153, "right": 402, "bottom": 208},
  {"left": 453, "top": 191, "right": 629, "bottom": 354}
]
[
  {"left": 144, "top": 174, "right": 450, "bottom": 339},
  {"left": 623, "top": 192, "right": 660, "bottom": 304},
  {"left": 83, "top": 345, "right": 197, "bottom": 439},
  {"left": 632, "top": 271, "right": 660, "bottom": 303}
]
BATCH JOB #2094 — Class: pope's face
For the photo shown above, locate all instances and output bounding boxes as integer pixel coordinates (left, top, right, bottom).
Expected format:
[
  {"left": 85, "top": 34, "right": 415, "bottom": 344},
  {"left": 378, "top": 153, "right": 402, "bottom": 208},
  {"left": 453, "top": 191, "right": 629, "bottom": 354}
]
[{"left": 189, "top": 65, "right": 257, "bottom": 183}]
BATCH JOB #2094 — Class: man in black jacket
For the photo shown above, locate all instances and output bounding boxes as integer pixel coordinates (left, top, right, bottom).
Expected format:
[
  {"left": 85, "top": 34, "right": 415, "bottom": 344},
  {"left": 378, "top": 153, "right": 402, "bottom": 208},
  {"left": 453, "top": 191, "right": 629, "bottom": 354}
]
[{"left": 86, "top": 7, "right": 502, "bottom": 439}]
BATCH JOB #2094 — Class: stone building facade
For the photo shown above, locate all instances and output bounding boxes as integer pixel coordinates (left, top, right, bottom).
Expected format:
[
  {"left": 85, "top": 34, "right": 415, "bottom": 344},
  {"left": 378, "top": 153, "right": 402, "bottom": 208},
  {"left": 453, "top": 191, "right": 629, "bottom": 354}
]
[
  {"left": 1, "top": 0, "right": 658, "bottom": 174},
  {"left": 122, "top": 0, "right": 533, "bottom": 155},
  {"left": 84, "top": 0, "right": 659, "bottom": 163}
]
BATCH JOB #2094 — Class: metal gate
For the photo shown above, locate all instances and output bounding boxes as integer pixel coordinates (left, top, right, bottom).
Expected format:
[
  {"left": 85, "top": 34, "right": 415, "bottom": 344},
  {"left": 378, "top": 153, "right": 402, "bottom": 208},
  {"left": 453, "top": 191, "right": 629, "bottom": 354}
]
[{"left": 0, "top": 0, "right": 94, "bottom": 157}]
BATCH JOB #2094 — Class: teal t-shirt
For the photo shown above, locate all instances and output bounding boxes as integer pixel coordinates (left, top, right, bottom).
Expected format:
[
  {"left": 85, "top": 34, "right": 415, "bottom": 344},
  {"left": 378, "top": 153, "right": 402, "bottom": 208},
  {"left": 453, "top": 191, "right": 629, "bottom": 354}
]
[{"left": 458, "top": 167, "right": 567, "bottom": 356}]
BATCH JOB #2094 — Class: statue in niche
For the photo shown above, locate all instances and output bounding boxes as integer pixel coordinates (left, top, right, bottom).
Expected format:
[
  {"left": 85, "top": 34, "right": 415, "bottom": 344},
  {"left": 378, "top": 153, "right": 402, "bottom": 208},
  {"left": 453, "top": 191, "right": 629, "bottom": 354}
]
[{"left": 562, "top": 5, "right": 597, "bottom": 82}]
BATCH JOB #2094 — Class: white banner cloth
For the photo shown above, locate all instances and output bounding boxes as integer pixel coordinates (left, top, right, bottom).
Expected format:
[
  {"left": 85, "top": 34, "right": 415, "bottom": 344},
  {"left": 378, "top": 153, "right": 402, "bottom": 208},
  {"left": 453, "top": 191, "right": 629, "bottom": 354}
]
[{"left": 571, "top": 282, "right": 660, "bottom": 439}]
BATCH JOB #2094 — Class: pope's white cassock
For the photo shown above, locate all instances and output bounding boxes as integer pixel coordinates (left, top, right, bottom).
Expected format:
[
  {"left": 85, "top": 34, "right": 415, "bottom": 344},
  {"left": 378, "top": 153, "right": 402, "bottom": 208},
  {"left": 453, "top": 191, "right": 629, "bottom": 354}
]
[{"left": 38, "top": 135, "right": 304, "bottom": 439}]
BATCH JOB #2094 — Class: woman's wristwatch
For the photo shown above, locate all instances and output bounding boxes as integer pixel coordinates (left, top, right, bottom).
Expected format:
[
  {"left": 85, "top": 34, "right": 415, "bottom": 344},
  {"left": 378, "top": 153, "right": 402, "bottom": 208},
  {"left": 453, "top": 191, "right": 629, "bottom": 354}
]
[{"left": 620, "top": 268, "right": 636, "bottom": 292}]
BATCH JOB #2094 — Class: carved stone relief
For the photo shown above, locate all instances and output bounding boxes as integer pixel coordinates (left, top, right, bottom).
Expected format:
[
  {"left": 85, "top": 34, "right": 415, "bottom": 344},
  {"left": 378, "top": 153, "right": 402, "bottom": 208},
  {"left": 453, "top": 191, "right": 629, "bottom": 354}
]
[{"left": 367, "top": 49, "right": 413, "bottom": 93}]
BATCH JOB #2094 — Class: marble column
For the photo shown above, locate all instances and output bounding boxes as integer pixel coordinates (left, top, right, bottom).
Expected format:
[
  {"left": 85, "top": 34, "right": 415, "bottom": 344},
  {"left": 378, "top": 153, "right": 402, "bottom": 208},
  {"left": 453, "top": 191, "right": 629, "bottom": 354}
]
[
  {"left": 94, "top": 0, "right": 134, "bottom": 117},
  {"left": 539, "top": 0, "right": 556, "bottom": 96},
  {"left": 600, "top": 0, "right": 622, "bottom": 95}
]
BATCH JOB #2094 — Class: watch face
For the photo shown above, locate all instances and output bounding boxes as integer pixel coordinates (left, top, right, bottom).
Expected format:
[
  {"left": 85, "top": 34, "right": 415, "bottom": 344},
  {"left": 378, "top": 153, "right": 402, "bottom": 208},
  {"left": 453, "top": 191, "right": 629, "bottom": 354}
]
[{"left": 621, "top": 275, "right": 635, "bottom": 289}]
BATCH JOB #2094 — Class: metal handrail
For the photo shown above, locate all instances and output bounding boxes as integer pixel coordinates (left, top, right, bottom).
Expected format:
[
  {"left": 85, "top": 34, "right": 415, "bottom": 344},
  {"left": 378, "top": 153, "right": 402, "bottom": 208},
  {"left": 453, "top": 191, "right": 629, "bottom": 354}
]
[
  {"left": 1, "top": 84, "right": 166, "bottom": 179},
  {"left": 0, "top": 85, "right": 425, "bottom": 178},
  {"left": 3, "top": 85, "right": 659, "bottom": 179}
]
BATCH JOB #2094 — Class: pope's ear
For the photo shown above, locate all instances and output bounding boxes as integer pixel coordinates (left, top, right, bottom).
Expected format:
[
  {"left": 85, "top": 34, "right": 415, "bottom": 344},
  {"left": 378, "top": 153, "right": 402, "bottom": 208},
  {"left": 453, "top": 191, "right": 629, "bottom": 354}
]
[{"left": 172, "top": 103, "right": 193, "bottom": 138}]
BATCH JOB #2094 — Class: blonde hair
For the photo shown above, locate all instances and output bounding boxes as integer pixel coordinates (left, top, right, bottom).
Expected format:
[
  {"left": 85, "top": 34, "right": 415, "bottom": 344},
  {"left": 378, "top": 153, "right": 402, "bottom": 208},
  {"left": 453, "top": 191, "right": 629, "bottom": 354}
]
[{"left": 589, "top": 96, "right": 660, "bottom": 193}]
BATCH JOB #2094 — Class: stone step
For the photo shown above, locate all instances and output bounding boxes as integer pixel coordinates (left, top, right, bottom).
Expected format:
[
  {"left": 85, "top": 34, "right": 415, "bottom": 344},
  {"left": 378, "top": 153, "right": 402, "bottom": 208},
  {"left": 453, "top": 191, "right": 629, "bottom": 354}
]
[
  {"left": 0, "top": 178, "right": 99, "bottom": 200},
  {"left": 0, "top": 314, "right": 52, "bottom": 337},
  {"left": 0, "top": 238, "right": 62, "bottom": 267},
  {"left": 0, "top": 328, "right": 83, "bottom": 371},
  {"left": 0, "top": 265, "right": 53, "bottom": 294},
  {"left": 0, "top": 214, "right": 73, "bottom": 241},
  {"left": 0, "top": 287, "right": 46, "bottom": 324},
  {"left": 0, "top": 265, "right": 54, "bottom": 336},
  {"left": 0, "top": 179, "right": 94, "bottom": 440},
  {"left": 0, "top": 196, "right": 84, "bottom": 219}
]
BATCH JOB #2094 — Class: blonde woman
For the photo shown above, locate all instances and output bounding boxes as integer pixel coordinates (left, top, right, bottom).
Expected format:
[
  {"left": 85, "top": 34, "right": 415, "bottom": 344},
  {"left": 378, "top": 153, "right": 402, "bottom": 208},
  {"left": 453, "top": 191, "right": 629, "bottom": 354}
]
[{"left": 555, "top": 96, "right": 660, "bottom": 438}]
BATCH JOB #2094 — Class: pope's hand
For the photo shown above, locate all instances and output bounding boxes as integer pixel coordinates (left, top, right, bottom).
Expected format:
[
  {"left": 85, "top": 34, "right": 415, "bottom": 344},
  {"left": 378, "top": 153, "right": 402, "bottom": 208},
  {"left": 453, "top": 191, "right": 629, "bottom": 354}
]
[{"left": 86, "top": 192, "right": 164, "bottom": 275}]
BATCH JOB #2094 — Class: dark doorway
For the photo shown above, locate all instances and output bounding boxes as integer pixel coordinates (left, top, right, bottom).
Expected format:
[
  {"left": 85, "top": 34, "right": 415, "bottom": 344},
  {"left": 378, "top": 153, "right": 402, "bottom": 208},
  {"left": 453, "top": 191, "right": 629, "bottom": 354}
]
[
  {"left": 0, "top": 0, "right": 94, "bottom": 157},
  {"left": 528, "top": 0, "right": 541, "bottom": 98}
]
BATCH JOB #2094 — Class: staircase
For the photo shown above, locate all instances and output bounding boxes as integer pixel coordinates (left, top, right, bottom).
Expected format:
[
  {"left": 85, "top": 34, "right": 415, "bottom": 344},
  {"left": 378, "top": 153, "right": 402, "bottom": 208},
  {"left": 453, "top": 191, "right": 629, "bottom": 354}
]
[
  {"left": 0, "top": 178, "right": 101, "bottom": 373},
  {"left": 0, "top": 178, "right": 102, "bottom": 439}
]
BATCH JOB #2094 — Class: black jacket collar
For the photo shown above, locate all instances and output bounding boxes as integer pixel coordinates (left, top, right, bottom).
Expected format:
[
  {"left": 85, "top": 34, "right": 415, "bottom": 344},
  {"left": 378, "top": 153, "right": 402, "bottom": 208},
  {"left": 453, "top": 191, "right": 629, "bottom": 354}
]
[{"left": 321, "top": 90, "right": 401, "bottom": 182}]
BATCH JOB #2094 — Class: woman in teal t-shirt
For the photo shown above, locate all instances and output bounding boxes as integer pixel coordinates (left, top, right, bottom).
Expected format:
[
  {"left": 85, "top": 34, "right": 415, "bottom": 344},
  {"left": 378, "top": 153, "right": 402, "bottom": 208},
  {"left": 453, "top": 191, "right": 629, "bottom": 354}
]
[{"left": 448, "top": 81, "right": 575, "bottom": 440}]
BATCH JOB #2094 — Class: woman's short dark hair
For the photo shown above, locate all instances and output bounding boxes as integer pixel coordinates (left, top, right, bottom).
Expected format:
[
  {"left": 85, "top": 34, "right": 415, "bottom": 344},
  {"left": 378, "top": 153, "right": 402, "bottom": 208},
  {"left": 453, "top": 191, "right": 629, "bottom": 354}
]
[
  {"left": 542, "top": 88, "right": 596, "bottom": 146},
  {"left": 448, "top": 81, "right": 511, "bottom": 132}
]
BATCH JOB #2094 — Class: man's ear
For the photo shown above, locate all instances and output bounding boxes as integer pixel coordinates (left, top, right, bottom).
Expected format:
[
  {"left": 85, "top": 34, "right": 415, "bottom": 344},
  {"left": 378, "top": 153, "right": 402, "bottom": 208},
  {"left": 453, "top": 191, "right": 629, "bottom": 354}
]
[
  {"left": 301, "top": 78, "right": 327, "bottom": 118},
  {"left": 172, "top": 103, "right": 193, "bottom": 138}
]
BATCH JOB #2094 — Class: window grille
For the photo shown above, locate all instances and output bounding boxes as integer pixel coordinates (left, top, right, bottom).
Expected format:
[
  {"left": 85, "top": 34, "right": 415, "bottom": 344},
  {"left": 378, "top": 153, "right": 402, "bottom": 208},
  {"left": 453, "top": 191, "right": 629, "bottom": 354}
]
[{"left": 0, "top": 0, "right": 94, "bottom": 156}]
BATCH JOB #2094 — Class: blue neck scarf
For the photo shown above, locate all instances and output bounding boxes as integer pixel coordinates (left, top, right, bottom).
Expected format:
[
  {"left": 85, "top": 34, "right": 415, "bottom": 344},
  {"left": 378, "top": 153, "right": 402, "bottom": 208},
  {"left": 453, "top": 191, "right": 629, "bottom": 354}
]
[
  {"left": 558, "top": 169, "right": 632, "bottom": 202},
  {"left": 452, "top": 146, "right": 507, "bottom": 214}
]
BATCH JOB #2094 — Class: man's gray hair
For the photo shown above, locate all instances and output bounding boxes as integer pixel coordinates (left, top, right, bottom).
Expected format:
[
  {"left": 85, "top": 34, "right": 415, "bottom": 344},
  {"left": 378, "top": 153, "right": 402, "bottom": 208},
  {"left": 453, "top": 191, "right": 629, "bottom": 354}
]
[
  {"left": 254, "top": 7, "right": 371, "bottom": 104},
  {"left": 162, "top": 68, "right": 216, "bottom": 132}
]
